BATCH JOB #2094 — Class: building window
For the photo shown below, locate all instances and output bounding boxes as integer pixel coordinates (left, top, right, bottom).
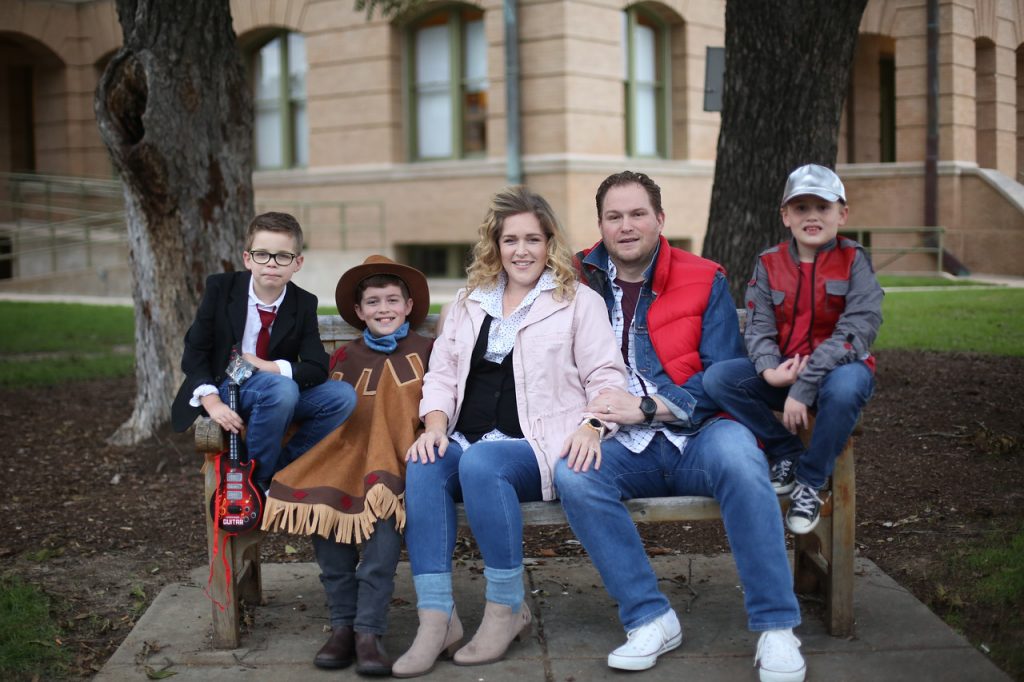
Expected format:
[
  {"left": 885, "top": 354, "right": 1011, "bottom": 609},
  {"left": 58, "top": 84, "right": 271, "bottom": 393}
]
[
  {"left": 409, "top": 8, "right": 487, "bottom": 160},
  {"left": 624, "top": 6, "right": 668, "bottom": 158},
  {"left": 396, "top": 243, "right": 472, "bottom": 277},
  {"left": 251, "top": 32, "right": 307, "bottom": 169}
]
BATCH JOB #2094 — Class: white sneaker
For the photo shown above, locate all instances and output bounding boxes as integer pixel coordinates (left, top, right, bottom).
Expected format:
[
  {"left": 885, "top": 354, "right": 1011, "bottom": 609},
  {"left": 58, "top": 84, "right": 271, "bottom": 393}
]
[
  {"left": 754, "top": 629, "right": 806, "bottom": 682},
  {"left": 606, "top": 609, "right": 682, "bottom": 671}
]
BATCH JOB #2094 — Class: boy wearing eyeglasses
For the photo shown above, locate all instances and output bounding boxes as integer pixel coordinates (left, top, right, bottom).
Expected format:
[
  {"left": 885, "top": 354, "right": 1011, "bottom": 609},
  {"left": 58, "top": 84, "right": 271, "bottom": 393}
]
[{"left": 171, "top": 211, "right": 357, "bottom": 492}]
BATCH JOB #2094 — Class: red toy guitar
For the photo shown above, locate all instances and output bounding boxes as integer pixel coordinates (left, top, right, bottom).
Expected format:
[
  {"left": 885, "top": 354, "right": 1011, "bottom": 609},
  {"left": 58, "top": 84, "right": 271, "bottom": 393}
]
[{"left": 209, "top": 357, "right": 263, "bottom": 533}]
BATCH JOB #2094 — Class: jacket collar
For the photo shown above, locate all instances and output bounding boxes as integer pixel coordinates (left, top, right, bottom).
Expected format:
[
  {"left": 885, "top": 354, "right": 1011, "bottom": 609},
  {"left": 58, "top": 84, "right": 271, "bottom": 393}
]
[
  {"left": 786, "top": 236, "right": 839, "bottom": 264},
  {"left": 582, "top": 236, "right": 667, "bottom": 293}
]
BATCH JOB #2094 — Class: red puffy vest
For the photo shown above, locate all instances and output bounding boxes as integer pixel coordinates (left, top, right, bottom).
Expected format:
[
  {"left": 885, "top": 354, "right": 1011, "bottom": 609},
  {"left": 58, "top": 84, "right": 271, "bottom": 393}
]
[{"left": 760, "top": 237, "right": 857, "bottom": 356}]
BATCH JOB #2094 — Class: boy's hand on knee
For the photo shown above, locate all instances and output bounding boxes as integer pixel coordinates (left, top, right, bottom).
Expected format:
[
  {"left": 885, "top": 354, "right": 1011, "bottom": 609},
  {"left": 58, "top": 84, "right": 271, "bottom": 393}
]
[
  {"left": 782, "top": 396, "right": 809, "bottom": 434},
  {"left": 763, "top": 355, "right": 807, "bottom": 388},
  {"left": 202, "top": 395, "right": 244, "bottom": 434}
]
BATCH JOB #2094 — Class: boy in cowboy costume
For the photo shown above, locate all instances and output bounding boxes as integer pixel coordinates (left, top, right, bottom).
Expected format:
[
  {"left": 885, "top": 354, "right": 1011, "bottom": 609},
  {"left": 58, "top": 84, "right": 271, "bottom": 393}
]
[{"left": 262, "top": 256, "right": 432, "bottom": 676}]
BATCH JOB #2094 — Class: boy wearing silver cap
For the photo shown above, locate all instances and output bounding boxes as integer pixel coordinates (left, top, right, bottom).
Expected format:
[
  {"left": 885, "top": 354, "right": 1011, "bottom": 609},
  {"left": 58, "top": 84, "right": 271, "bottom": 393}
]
[{"left": 704, "top": 164, "right": 883, "bottom": 534}]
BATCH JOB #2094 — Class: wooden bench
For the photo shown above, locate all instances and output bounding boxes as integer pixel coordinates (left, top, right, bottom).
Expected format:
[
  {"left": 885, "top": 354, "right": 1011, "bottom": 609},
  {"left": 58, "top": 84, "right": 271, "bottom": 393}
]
[{"left": 196, "top": 312, "right": 856, "bottom": 648}]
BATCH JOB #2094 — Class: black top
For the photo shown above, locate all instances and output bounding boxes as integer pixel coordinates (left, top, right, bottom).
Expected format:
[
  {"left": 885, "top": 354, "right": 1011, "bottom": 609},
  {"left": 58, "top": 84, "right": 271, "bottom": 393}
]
[{"left": 453, "top": 315, "right": 524, "bottom": 442}]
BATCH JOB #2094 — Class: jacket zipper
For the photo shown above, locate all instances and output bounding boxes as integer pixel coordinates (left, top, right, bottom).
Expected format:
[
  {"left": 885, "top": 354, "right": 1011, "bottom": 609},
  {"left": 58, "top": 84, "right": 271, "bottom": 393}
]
[{"left": 807, "top": 254, "right": 818, "bottom": 352}]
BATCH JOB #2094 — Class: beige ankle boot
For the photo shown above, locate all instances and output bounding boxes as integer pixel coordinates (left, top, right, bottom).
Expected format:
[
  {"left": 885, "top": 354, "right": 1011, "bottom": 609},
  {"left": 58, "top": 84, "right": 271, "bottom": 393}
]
[
  {"left": 392, "top": 607, "right": 463, "bottom": 678},
  {"left": 453, "top": 601, "right": 532, "bottom": 666}
]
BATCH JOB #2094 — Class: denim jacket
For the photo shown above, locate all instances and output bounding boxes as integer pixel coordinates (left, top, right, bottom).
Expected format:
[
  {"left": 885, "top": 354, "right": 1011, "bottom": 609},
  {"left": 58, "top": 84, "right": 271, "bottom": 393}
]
[{"left": 579, "top": 239, "right": 746, "bottom": 434}]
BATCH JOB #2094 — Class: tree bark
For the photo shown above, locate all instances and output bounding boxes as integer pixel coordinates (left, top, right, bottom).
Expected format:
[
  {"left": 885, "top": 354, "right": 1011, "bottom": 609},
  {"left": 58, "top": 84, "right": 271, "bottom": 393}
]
[
  {"left": 703, "top": 0, "right": 867, "bottom": 304},
  {"left": 95, "top": 0, "right": 253, "bottom": 445}
]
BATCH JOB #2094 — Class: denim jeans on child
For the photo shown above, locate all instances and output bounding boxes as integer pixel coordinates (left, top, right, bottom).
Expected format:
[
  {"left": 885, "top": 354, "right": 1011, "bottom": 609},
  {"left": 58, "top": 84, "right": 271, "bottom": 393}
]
[
  {"left": 311, "top": 517, "right": 402, "bottom": 634},
  {"left": 554, "top": 420, "right": 801, "bottom": 633},
  {"left": 703, "top": 358, "right": 875, "bottom": 490},
  {"left": 218, "top": 372, "right": 357, "bottom": 487}
]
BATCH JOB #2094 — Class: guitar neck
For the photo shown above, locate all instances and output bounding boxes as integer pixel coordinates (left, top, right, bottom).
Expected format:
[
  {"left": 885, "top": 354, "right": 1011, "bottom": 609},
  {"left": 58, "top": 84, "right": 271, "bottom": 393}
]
[{"left": 228, "top": 382, "right": 240, "bottom": 465}]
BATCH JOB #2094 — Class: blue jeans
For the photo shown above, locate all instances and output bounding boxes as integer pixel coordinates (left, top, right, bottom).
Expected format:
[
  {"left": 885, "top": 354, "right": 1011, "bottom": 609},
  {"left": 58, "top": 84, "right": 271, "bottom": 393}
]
[
  {"left": 703, "top": 358, "right": 875, "bottom": 490},
  {"left": 405, "top": 439, "right": 543, "bottom": 576},
  {"left": 219, "top": 373, "right": 357, "bottom": 487},
  {"left": 554, "top": 420, "right": 801, "bottom": 632},
  {"left": 311, "top": 517, "right": 402, "bottom": 634}
]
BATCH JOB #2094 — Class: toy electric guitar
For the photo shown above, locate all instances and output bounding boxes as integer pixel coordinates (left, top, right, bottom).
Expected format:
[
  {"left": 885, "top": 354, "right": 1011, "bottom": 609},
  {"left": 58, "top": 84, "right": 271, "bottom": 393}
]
[{"left": 209, "top": 355, "right": 263, "bottom": 533}]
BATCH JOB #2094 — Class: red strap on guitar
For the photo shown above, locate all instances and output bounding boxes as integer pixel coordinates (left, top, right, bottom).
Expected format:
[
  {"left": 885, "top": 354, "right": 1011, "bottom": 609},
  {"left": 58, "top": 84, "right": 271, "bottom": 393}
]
[{"left": 204, "top": 453, "right": 235, "bottom": 612}]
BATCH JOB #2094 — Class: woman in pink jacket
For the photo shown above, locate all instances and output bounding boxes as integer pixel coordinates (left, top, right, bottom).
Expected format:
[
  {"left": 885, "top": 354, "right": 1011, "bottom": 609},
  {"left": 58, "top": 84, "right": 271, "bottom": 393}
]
[{"left": 392, "top": 186, "right": 628, "bottom": 677}]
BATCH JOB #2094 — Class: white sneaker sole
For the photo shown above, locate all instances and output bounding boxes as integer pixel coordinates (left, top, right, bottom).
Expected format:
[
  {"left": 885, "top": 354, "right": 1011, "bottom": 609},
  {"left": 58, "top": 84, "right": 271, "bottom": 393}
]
[
  {"left": 758, "top": 662, "right": 807, "bottom": 682},
  {"left": 773, "top": 480, "right": 796, "bottom": 495},
  {"left": 606, "top": 632, "right": 682, "bottom": 671},
  {"left": 786, "top": 513, "right": 820, "bottom": 535}
]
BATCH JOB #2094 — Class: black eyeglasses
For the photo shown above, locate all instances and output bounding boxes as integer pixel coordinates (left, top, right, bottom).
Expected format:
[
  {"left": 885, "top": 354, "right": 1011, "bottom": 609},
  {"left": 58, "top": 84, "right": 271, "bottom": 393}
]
[{"left": 248, "top": 250, "right": 297, "bottom": 266}]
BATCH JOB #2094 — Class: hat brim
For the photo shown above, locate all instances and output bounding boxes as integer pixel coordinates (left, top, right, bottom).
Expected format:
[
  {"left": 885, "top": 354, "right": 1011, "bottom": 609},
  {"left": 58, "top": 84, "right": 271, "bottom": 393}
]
[
  {"left": 781, "top": 189, "right": 844, "bottom": 206},
  {"left": 335, "top": 260, "right": 430, "bottom": 331}
]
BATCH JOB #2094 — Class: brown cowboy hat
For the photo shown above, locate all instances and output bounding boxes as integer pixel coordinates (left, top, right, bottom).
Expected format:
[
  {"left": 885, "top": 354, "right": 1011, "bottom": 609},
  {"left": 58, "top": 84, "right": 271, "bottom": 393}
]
[{"left": 335, "top": 255, "right": 430, "bottom": 330}]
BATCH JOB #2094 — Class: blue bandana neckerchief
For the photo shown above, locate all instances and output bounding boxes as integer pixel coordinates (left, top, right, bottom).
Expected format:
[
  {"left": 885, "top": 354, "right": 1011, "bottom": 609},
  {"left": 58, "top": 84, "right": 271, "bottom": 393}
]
[{"left": 363, "top": 321, "right": 410, "bottom": 354}]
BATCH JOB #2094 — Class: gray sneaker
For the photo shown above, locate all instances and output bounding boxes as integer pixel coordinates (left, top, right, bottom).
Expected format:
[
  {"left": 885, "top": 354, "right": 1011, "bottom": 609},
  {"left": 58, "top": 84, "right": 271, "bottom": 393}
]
[{"left": 769, "top": 459, "right": 796, "bottom": 495}]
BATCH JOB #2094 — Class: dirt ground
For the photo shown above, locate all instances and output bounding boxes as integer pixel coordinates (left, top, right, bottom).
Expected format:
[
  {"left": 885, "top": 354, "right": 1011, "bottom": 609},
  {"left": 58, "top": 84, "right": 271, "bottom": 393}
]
[{"left": 2, "top": 349, "right": 1023, "bottom": 679}]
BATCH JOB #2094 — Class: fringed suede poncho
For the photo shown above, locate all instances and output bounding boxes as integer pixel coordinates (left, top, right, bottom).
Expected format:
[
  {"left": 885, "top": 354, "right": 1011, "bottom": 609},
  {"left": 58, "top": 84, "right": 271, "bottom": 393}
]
[{"left": 261, "top": 332, "right": 432, "bottom": 543}]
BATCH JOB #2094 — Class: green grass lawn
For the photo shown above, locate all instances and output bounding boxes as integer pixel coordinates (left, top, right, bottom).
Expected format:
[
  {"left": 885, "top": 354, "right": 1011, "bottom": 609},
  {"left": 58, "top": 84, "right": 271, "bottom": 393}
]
[
  {"left": 876, "top": 288, "right": 1024, "bottom": 356},
  {"left": 0, "top": 302, "right": 135, "bottom": 387},
  {"left": 0, "top": 575, "right": 69, "bottom": 680},
  {"left": 3, "top": 285, "right": 1021, "bottom": 389},
  {"left": 877, "top": 275, "right": 986, "bottom": 288}
]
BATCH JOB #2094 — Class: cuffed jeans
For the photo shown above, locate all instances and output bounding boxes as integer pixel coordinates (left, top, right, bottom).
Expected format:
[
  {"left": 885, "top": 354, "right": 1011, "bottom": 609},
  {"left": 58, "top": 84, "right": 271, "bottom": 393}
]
[
  {"left": 311, "top": 517, "right": 402, "bottom": 634},
  {"left": 219, "top": 373, "right": 357, "bottom": 487},
  {"left": 703, "top": 358, "right": 875, "bottom": 490},
  {"left": 554, "top": 420, "right": 801, "bottom": 633},
  {"left": 404, "top": 439, "right": 543, "bottom": 609}
]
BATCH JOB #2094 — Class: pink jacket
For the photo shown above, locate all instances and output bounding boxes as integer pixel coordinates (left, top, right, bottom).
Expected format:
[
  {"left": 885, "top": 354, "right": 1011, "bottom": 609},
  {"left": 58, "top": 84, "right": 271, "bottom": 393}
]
[{"left": 420, "top": 282, "right": 628, "bottom": 500}]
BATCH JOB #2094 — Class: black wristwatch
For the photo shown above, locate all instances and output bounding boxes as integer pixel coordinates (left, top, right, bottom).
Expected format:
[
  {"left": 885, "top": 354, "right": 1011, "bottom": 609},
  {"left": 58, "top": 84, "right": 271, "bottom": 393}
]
[
  {"left": 581, "top": 417, "right": 607, "bottom": 438},
  {"left": 639, "top": 397, "right": 657, "bottom": 424}
]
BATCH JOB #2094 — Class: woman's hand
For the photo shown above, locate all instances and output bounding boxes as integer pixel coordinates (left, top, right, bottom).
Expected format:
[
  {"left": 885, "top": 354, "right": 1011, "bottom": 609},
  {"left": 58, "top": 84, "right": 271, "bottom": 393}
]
[
  {"left": 406, "top": 430, "right": 449, "bottom": 463},
  {"left": 559, "top": 425, "right": 602, "bottom": 472}
]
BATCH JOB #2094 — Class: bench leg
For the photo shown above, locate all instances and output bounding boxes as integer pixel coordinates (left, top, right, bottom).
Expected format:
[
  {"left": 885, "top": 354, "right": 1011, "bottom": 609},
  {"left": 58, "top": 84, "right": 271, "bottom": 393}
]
[
  {"left": 792, "top": 440, "right": 855, "bottom": 637},
  {"left": 826, "top": 440, "right": 855, "bottom": 636},
  {"left": 203, "top": 453, "right": 264, "bottom": 649}
]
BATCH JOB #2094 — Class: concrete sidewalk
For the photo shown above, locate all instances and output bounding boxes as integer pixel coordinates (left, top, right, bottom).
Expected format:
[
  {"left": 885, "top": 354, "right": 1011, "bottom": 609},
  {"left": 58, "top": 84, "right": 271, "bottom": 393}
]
[{"left": 95, "top": 554, "right": 1009, "bottom": 681}]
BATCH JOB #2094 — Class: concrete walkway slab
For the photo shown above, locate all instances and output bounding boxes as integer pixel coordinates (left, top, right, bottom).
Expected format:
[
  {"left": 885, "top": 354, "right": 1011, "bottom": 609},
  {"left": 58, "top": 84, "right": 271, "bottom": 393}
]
[{"left": 96, "top": 555, "right": 1009, "bottom": 681}]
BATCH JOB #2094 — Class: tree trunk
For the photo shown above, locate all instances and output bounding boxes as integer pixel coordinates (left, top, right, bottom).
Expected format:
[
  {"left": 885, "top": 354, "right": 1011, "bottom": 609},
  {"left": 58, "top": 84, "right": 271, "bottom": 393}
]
[
  {"left": 95, "top": 0, "right": 253, "bottom": 445},
  {"left": 703, "top": 0, "right": 867, "bottom": 304}
]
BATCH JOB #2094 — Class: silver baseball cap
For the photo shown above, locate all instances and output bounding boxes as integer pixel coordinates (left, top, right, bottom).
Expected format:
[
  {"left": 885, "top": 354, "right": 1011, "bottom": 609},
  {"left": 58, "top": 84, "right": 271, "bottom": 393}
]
[{"left": 780, "top": 164, "right": 846, "bottom": 206}]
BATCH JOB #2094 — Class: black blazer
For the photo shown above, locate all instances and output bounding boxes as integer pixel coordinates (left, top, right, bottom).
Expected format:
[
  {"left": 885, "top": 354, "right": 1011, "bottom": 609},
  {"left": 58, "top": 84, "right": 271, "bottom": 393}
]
[{"left": 170, "top": 271, "right": 329, "bottom": 432}]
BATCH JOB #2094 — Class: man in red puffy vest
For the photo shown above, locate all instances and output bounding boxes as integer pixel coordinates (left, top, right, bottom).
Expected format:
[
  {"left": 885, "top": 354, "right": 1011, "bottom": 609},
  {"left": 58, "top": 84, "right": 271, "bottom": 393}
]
[
  {"left": 556, "top": 171, "right": 806, "bottom": 682},
  {"left": 704, "top": 164, "right": 882, "bottom": 539}
]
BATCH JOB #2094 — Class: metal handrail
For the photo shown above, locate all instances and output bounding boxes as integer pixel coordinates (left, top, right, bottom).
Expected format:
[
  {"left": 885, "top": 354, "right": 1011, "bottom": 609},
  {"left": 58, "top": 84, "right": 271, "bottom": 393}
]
[
  {"left": 1, "top": 172, "right": 127, "bottom": 277},
  {"left": 1, "top": 173, "right": 387, "bottom": 282},
  {"left": 843, "top": 226, "right": 945, "bottom": 272}
]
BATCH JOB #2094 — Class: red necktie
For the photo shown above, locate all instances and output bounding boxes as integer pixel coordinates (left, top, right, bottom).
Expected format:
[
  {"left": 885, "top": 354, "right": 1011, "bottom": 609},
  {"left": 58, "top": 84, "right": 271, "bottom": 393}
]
[{"left": 255, "top": 308, "right": 276, "bottom": 360}]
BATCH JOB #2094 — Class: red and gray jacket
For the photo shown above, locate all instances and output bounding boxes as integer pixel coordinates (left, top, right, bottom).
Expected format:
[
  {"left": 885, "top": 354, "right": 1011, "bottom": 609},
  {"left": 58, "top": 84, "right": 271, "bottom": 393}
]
[{"left": 745, "top": 236, "right": 884, "bottom": 406}]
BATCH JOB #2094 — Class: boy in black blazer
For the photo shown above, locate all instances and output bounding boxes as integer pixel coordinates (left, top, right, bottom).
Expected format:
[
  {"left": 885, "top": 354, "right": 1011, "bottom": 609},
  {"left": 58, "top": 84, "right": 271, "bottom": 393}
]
[{"left": 171, "top": 212, "right": 356, "bottom": 491}]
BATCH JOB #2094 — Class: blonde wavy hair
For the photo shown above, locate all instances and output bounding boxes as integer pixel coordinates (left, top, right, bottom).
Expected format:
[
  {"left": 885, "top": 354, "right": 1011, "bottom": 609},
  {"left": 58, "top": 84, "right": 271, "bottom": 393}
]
[{"left": 465, "top": 185, "right": 577, "bottom": 301}]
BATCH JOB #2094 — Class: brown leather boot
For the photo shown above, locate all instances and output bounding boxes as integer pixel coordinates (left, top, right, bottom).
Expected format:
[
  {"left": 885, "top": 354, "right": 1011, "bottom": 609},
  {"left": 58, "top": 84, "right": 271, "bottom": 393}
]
[
  {"left": 391, "top": 607, "right": 463, "bottom": 678},
  {"left": 314, "top": 625, "right": 355, "bottom": 669},
  {"left": 453, "top": 602, "right": 532, "bottom": 666},
  {"left": 354, "top": 631, "right": 392, "bottom": 676}
]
